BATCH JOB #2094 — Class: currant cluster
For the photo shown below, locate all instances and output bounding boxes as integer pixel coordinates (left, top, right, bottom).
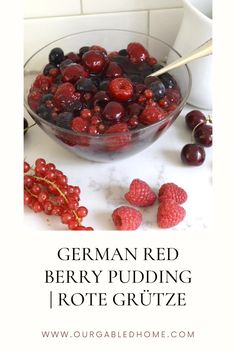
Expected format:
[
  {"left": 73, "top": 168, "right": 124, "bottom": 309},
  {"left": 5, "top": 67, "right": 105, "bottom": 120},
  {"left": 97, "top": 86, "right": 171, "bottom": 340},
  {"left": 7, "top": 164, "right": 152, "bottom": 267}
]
[
  {"left": 24, "top": 158, "right": 93, "bottom": 230},
  {"left": 181, "top": 110, "right": 213, "bottom": 166},
  {"left": 27, "top": 42, "right": 182, "bottom": 138}
]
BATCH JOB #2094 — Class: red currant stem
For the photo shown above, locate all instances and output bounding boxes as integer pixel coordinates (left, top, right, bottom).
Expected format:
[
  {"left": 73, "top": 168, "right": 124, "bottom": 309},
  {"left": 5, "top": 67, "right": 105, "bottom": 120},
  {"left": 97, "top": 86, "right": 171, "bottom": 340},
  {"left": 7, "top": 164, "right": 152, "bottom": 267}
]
[
  {"left": 29, "top": 174, "right": 82, "bottom": 225},
  {"left": 24, "top": 122, "right": 36, "bottom": 134},
  {"left": 24, "top": 186, "right": 38, "bottom": 198},
  {"left": 191, "top": 121, "right": 205, "bottom": 143}
]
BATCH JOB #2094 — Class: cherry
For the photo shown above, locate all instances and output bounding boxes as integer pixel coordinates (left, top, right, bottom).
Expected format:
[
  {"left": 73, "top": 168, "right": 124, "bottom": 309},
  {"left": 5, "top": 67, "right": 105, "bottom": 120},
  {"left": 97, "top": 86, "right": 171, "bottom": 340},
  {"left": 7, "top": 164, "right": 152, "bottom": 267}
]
[
  {"left": 102, "top": 101, "right": 125, "bottom": 121},
  {"left": 194, "top": 124, "right": 212, "bottom": 147},
  {"left": 82, "top": 50, "right": 106, "bottom": 73},
  {"left": 185, "top": 110, "right": 207, "bottom": 130},
  {"left": 127, "top": 42, "right": 150, "bottom": 63},
  {"left": 181, "top": 144, "right": 206, "bottom": 166}
]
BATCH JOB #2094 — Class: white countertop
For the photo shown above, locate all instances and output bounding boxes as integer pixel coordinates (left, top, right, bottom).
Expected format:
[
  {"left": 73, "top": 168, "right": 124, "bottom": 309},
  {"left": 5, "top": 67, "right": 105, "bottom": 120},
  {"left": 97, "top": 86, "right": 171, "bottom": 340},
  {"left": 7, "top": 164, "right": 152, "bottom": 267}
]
[{"left": 24, "top": 105, "right": 212, "bottom": 231}]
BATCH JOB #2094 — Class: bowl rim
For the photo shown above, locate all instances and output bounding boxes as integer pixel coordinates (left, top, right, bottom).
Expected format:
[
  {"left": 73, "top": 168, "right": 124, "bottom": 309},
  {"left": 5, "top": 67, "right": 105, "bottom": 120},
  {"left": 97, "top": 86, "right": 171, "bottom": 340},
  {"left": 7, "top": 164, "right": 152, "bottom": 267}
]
[{"left": 24, "top": 29, "right": 192, "bottom": 138}]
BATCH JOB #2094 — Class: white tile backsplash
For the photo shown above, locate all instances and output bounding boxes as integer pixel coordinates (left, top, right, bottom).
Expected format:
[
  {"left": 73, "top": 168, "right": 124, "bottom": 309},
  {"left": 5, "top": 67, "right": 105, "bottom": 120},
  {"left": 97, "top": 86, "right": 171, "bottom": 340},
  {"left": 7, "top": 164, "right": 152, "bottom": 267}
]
[
  {"left": 149, "top": 8, "right": 183, "bottom": 46},
  {"left": 24, "top": 12, "right": 148, "bottom": 61},
  {"left": 82, "top": 0, "right": 182, "bottom": 13},
  {"left": 24, "top": 1, "right": 184, "bottom": 64},
  {"left": 24, "top": 0, "right": 81, "bottom": 18}
]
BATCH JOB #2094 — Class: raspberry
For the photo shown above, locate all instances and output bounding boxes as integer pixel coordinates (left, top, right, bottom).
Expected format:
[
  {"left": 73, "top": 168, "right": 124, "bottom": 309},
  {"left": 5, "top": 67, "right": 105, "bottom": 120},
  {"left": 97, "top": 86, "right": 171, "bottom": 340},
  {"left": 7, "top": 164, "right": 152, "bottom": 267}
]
[
  {"left": 127, "top": 42, "right": 150, "bottom": 64},
  {"left": 112, "top": 206, "right": 142, "bottom": 230},
  {"left": 158, "top": 183, "right": 187, "bottom": 204},
  {"left": 71, "top": 117, "right": 89, "bottom": 133},
  {"left": 157, "top": 199, "right": 186, "bottom": 228},
  {"left": 125, "top": 179, "right": 157, "bottom": 207},
  {"left": 139, "top": 106, "right": 166, "bottom": 125},
  {"left": 61, "top": 64, "right": 88, "bottom": 82},
  {"left": 27, "top": 89, "right": 42, "bottom": 110},
  {"left": 32, "top": 74, "right": 53, "bottom": 92},
  {"left": 108, "top": 78, "right": 133, "bottom": 102}
]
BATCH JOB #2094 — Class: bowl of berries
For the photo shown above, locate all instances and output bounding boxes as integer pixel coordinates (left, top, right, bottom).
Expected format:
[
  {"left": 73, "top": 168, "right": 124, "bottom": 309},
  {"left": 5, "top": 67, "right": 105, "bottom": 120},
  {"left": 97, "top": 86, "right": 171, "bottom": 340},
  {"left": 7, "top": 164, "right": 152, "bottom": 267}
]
[{"left": 24, "top": 29, "right": 191, "bottom": 162}]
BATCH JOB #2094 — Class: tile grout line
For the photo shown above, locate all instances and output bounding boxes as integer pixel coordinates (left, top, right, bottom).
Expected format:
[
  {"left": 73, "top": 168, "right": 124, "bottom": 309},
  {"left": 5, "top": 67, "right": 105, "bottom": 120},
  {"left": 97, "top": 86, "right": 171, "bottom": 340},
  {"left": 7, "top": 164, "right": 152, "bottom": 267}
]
[
  {"left": 147, "top": 10, "right": 150, "bottom": 35},
  {"left": 80, "top": 0, "right": 84, "bottom": 14},
  {"left": 24, "top": 7, "right": 183, "bottom": 20}
]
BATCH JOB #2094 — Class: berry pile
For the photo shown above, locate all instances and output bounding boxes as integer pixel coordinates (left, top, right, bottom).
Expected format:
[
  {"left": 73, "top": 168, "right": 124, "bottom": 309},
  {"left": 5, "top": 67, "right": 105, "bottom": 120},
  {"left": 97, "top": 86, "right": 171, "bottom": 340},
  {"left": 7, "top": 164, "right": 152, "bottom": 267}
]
[
  {"left": 24, "top": 158, "right": 93, "bottom": 230},
  {"left": 181, "top": 110, "right": 213, "bottom": 166},
  {"left": 27, "top": 43, "right": 181, "bottom": 138},
  {"left": 112, "top": 179, "right": 187, "bottom": 230}
]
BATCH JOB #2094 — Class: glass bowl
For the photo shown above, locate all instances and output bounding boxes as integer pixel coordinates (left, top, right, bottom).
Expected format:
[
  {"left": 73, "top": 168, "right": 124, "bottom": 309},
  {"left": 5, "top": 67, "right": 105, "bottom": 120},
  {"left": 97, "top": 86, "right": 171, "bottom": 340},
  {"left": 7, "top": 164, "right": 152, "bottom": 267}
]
[{"left": 24, "top": 29, "right": 191, "bottom": 162}]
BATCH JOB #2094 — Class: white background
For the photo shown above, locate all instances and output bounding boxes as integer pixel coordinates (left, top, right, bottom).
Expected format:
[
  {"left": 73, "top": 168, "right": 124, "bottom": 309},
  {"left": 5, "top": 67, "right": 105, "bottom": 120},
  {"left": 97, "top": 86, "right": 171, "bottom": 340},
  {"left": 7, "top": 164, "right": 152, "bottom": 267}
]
[{"left": 1, "top": 1, "right": 236, "bottom": 353}]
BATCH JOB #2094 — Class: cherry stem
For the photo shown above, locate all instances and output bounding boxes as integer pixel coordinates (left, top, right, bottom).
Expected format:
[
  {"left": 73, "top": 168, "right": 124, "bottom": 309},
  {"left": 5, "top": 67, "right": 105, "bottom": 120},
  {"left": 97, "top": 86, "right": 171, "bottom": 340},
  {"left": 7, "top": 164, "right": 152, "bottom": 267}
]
[
  {"left": 191, "top": 121, "right": 204, "bottom": 143},
  {"left": 24, "top": 122, "right": 36, "bottom": 133},
  {"left": 206, "top": 115, "right": 212, "bottom": 124},
  {"left": 25, "top": 172, "right": 82, "bottom": 225}
]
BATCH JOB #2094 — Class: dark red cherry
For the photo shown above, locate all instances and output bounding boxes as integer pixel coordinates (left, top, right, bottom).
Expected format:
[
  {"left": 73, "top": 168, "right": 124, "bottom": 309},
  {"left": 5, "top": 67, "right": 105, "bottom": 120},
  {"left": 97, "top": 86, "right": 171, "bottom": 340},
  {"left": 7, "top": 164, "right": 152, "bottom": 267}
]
[
  {"left": 185, "top": 110, "right": 207, "bottom": 130},
  {"left": 102, "top": 101, "right": 125, "bottom": 121},
  {"left": 194, "top": 124, "right": 212, "bottom": 147},
  {"left": 181, "top": 144, "right": 206, "bottom": 166}
]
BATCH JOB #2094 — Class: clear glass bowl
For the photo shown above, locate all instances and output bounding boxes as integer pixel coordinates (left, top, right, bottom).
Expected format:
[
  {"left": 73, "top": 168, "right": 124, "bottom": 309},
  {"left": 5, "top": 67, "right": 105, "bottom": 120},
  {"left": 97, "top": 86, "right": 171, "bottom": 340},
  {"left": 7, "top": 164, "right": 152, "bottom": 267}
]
[{"left": 24, "top": 29, "right": 191, "bottom": 162}]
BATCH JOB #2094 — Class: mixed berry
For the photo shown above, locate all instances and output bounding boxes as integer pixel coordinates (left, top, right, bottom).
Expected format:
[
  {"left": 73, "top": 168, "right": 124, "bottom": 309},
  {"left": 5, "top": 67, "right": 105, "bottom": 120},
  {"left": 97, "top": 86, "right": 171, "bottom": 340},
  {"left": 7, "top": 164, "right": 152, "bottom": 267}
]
[{"left": 27, "top": 43, "right": 182, "bottom": 138}]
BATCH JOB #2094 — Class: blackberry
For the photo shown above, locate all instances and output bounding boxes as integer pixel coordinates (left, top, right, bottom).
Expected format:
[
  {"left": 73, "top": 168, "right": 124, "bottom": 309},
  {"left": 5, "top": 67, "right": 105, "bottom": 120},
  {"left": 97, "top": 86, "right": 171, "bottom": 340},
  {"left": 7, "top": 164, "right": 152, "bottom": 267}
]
[{"left": 56, "top": 112, "right": 73, "bottom": 129}]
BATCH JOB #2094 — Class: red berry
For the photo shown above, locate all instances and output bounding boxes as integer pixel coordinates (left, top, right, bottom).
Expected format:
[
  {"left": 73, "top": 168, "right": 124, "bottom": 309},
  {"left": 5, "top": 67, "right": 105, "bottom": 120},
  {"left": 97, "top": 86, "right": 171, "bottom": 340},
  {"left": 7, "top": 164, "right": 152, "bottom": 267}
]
[
  {"left": 43, "top": 200, "right": 54, "bottom": 215},
  {"left": 127, "top": 42, "right": 150, "bottom": 64},
  {"left": 80, "top": 108, "right": 92, "bottom": 119},
  {"left": 157, "top": 199, "right": 186, "bottom": 228},
  {"left": 181, "top": 144, "right": 206, "bottom": 166},
  {"left": 90, "top": 45, "right": 107, "bottom": 54},
  {"left": 82, "top": 50, "right": 106, "bottom": 73},
  {"left": 77, "top": 206, "right": 88, "bottom": 218},
  {"left": 61, "top": 64, "right": 88, "bottom": 83},
  {"left": 105, "top": 62, "right": 123, "bottom": 78},
  {"left": 27, "top": 89, "right": 42, "bottom": 110},
  {"left": 125, "top": 179, "right": 157, "bottom": 207},
  {"left": 139, "top": 105, "right": 166, "bottom": 125},
  {"left": 38, "top": 191, "right": 49, "bottom": 203},
  {"left": 31, "top": 183, "right": 42, "bottom": 195},
  {"left": 24, "top": 161, "right": 30, "bottom": 173},
  {"left": 61, "top": 212, "right": 75, "bottom": 224},
  {"left": 32, "top": 200, "right": 43, "bottom": 213},
  {"left": 71, "top": 117, "right": 89, "bottom": 133},
  {"left": 68, "top": 220, "right": 80, "bottom": 230},
  {"left": 112, "top": 206, "right": 142, "bottom": 230},
  {"left": 158, "top": 183, "right": 187, "bottom": 204},
  {"left": 102, "top": 101, "right": 125, "bottom": 121},
  {"left": 33, "top": 74, "right": 53, "bottom": 92},
  {"left": 54, "top": 82, "right": 75, "bottom": 97},
  {"left": 105, "top": 123, "right": 130, "bottom": 151},
  {"left": 108, "top": 78, "right": 133, "bottom": 102},
  {"left": 185, "top": 110, "right": 207, "bottom": 130},
  {"left": 35, "top": 158, "right": 46, "bottom": 166},
  {"left": 24, "top": 190, "right": 32, "bottom": 205}
]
